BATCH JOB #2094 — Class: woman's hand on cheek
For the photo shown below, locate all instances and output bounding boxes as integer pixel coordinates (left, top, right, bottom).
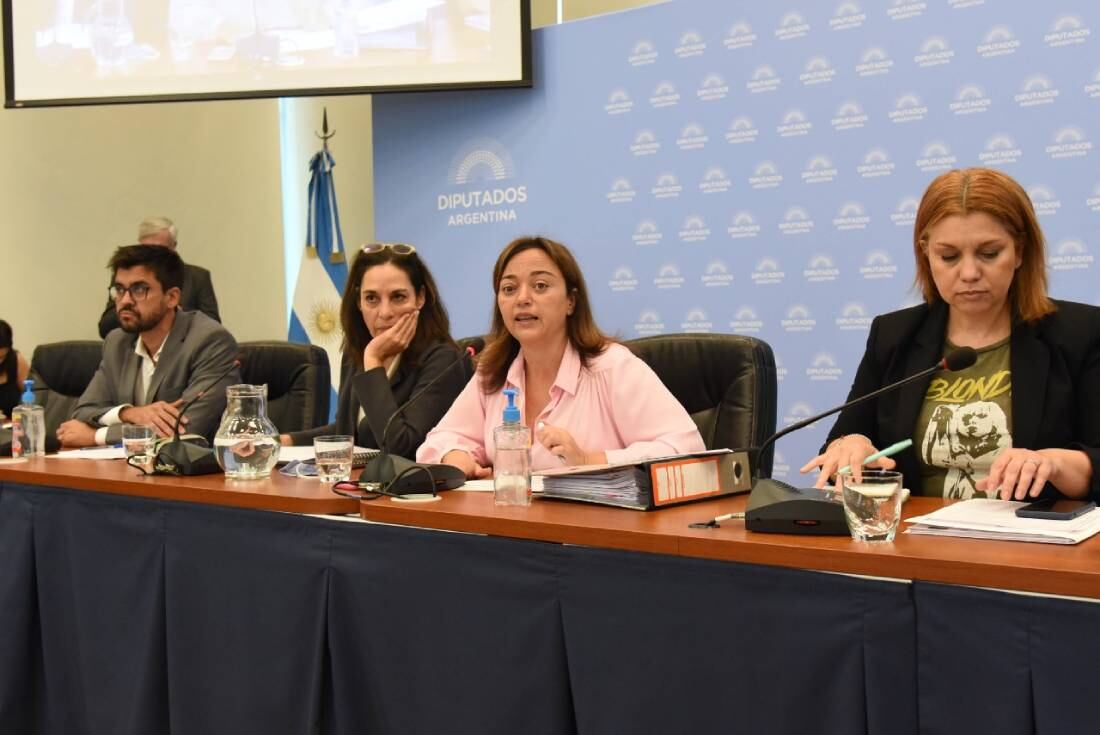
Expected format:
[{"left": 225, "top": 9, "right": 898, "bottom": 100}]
[{"left": 364, "top": 310, "right": 420, "bottom": 368}]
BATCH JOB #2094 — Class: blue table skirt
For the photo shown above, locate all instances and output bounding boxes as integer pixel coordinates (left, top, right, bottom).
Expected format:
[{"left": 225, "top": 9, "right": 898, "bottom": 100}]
[{"left": 1, "top": 481, "right": 1096, "bottom": 735}]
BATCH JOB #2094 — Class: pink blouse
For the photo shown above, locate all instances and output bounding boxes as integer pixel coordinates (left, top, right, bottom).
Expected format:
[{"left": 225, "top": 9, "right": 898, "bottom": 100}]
[{"left": 416, "top": 342, "right": 705, "bottom": 470}]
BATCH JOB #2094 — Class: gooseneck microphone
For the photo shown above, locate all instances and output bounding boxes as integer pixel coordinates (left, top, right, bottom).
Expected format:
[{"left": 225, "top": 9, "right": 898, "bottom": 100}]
[
  {"left": 153, "top": 358, "right": 241, "bottom": 476},
  {"left": 744, "top": 347, "right": 977, "bottom": 535},
  {"left": 359, "top": 344, "right": 478, "bottom": 492},
  {"left": 753, "top": 346, "right": 977, "bottom": 470},
  {"left": 170, "top": 358, "right": 243, "bottom": 440}
]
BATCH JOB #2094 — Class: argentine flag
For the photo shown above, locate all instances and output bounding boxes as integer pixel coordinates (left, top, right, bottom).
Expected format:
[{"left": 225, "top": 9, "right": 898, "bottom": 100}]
[{"left": 289, "top": 148, "right": 348, "bottom": 417}]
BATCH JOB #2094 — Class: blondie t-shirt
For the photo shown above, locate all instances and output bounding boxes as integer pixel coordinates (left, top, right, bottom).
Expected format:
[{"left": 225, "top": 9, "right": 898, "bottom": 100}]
[{"left": 915, "top": 337, "right": 1013, "bottom": 498}]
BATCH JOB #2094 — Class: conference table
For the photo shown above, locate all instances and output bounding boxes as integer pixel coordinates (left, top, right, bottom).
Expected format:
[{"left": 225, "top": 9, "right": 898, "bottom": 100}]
[{"left": 2, "top": 457, "right": 1098, "bottom": 735}]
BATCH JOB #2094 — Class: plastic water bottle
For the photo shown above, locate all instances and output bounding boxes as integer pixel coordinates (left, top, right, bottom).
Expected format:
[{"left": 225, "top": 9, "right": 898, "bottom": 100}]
[
  {"left": 11, "top": 380, "right": 45, "bottom": 458},
  {"left": 494, "top": 388, "right": 531, "bottom": 506}
]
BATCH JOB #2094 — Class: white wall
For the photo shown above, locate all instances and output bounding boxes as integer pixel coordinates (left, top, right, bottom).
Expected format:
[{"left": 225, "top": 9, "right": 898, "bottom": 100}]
[{"left": 0, "top": 92, "right": 286, "bottom": 351}]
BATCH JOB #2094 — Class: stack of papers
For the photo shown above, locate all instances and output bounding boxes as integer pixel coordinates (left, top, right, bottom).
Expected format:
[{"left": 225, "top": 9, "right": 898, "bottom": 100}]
[
  {"left": 539, "top": 467, "right": 651, "bottom": 509},
  {"left": 906, "top": 499, "right": 1100, "bottom": 545}
]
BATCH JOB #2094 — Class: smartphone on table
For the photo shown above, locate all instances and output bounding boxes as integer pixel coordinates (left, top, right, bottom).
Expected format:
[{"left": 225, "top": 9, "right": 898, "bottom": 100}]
[{"left": 1015, "top": 498, "right": 1097, "bottom": 520}]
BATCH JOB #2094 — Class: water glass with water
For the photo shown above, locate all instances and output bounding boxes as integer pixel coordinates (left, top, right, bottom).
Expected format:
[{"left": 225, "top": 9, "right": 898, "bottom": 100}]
[
  {"left": 314, "top": 435, "right": 353, "bottom": 483},
  {"left": 122, "top": 424, "right": 156, "bottom": 458},
  {"left": 840, "top": 469, "right": 904, "bottom": 542}
]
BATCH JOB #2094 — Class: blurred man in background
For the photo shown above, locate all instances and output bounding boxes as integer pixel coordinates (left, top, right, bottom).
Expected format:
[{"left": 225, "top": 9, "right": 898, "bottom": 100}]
[{"left": 97, "top": 216, "right": 220, "bottom": 337}]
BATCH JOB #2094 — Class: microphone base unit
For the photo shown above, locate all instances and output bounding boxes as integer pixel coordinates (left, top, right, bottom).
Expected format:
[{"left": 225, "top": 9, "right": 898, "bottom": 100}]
[
  {"left": 156, "top": 438, "right": 222, "bottom": 476},
  {"left": 744, "top": 478, "right": 850, "bottom": 535},
  {"left": 360, "top": 453, "right": 466, "bottom": 495}
]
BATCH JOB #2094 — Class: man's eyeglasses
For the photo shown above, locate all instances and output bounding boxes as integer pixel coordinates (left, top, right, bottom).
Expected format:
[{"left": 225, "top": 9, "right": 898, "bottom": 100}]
[
  {"left": 361, "top": 242, "right": 416, "bottom": 256},
  {"left": 109, "top": 283, "right": 153, "bottom": 301}
]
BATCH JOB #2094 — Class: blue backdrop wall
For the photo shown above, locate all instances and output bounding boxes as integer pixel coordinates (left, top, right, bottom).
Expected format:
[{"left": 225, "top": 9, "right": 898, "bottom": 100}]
[{"left": 373, "top": 0, "right": 1099, "bottom": 477}]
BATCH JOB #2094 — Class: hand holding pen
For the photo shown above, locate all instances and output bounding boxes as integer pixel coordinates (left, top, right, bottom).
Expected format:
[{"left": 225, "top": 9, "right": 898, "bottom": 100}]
[
  {"left": 801, "top": 436, "right": 912, "bottom": 487},
  {"left": 835, "top": 439, "right": 912, "bottom": 478}
]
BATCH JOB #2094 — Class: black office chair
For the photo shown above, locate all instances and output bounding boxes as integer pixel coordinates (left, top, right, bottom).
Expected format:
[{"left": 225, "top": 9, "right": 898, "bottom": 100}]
[
  {"left": 238, "top": 341, "right": 331, "bottom": 434},
  {"left": 625, "top": 333, "right": 778, "bottom": 477},
  {"left": 29, "top": 340, "right": 105, "bottom": 440}
]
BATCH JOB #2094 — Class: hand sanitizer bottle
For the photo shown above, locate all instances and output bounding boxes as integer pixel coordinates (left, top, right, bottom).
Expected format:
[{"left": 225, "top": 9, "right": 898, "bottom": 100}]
[
  {"left": 11, "top": 380, "right": 45, "bottom": 458},
  {"left": 493, "top": 388, "right": 531, "bottom": 506}
]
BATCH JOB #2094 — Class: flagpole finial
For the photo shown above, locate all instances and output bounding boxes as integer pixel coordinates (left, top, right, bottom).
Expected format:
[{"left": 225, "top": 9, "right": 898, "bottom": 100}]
[{"left": 317, "top": 107, "right": 335, "bottom": 151}]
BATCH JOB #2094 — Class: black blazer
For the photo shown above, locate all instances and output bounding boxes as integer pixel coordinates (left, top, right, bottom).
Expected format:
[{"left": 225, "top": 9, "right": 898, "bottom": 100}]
[
  {"left": 289, "top": 341, "right": 468, "bottom": 459},
  {"left": 98, "top": 263, "right": 220, "bottom": 338},
  {"left": 826, "top": 299, "right": 1100, "bottom": 499}
]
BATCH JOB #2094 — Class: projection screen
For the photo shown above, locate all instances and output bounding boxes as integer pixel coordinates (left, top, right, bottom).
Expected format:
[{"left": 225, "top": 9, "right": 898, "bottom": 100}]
[{"left": 3, "top": 0, "right": 530, "bottom": 107}]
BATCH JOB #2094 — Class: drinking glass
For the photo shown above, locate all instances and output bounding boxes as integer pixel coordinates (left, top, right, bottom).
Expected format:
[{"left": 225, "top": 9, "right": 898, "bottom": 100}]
[
  {"left": 314, "top": 435, "right": 353, "bottom": 483},
  {"left": 840, "top": 469, "right": 904, "bottom": 542},
  {"left": 122, "top": 424, "right": 156, "bottom": 459}
]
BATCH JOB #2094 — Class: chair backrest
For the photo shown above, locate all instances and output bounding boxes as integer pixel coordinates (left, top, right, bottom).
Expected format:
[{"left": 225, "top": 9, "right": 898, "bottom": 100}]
[
  {"left": 238, "top": 341, "right": 331, "bottom": 434},
  {"left": 29, "top": 340, "right": 104, "bottom": 438},
  {"left": 625, "top": 333, "right": 778, "bottom": 477}
]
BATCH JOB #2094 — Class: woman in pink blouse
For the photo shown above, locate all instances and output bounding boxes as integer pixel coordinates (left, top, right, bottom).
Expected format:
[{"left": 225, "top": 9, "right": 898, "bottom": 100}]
[{"left": 416, "top": 236, "right": 705, "bottom": 477}]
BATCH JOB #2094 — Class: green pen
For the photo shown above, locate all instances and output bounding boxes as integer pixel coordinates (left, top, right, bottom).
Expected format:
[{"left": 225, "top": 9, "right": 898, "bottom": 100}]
[{"left": 836, "top": 438, "right": 913, "bottom": 476}]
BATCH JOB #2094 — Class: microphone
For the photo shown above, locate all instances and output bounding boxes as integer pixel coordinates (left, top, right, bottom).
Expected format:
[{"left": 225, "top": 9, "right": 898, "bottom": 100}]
[
  {"left": 358, "top": 344, "right": 476, "bottom": 493},
  {"left": 745, "top": 347, "right": 977, "bottom": 535},
  {"left": 753, "top": 346, "right": 976, "bottom": 468},
  {"left": 169, "top": 358, "right": 243, "bottom": 440},
  {"left": 154, "top": 358, "right": 241, "bottom": 476}
]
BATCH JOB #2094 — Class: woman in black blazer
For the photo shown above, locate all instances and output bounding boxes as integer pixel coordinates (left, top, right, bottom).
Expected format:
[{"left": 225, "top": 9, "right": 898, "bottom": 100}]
[
  {"left": 282, "top": 244, "right": 467, "bottom": 459},
  {"left": 801, "top": 168, "right": 1100, "bottom": 501}
]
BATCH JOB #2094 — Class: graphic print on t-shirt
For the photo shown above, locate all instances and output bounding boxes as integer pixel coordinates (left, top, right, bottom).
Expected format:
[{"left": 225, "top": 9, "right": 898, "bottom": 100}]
[{"left": 919, "top": 359, "right": 1013, "bottom": 498}]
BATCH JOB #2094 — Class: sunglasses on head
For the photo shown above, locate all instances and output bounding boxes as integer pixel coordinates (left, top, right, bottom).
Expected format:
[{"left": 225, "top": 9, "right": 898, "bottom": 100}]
[{"left": 361, "top": 242, "right": 416, "bottom": 256}]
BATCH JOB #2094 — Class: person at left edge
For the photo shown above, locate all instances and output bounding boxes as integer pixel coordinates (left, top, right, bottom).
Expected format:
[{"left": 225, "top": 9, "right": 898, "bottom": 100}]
[
  {"left": 0, "top": 320, "right": 31, "bottom": 419},
  {"left": 57, "top": 244, "right": 240, "bottom": 447},
  {"left": 281, "top": 243, "right": 467, "bottom": 459}
]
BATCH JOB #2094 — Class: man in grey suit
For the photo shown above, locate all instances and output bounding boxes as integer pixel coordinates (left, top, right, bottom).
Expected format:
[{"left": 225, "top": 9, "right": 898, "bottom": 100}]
[
  {"left": 58, "top": 245, "right": 240, "bottom": 447},
  {"left": 97, "top": 216, "right": 221, "bottom": 338}
]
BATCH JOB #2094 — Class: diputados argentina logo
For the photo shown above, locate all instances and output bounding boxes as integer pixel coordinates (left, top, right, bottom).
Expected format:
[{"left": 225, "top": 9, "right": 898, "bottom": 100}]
[
  {"left": 730, "top": 306, "right": 763, "bottom": 333},
  {"left": 724, "top": 22, "right": 757, "bottom": 50},
  {"left": 440, "top": 139, "right": 527, "bottom": 227},
  {"left": 831, "top": 2, "right": 866, "bottom": 31},
  {"left": 807, "top": 353, "right": 843, "bottom": 381},
  {"left": 681, "top": 309, "right": 714, "bottom": 332},
  {"left": 1027, "top": 186, "right": 1061, "bottom": 217},
  {"left": 1045, "top": 16, "right": 1090, "bottom": 48},
  {"left": 1087, "top": 183, "right": 1100, "bottom": 213},
  {"left": 1048, "top": 240, "right": 1093, "bottom": 271},
  {"left": 836, "top": 303, "right": 873, "bottom": 331}
]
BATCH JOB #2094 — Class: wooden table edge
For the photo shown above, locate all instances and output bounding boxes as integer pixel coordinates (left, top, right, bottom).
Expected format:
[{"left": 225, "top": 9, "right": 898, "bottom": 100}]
[{"left": 1, "top": 465, "right": 360, "bottom": 515}]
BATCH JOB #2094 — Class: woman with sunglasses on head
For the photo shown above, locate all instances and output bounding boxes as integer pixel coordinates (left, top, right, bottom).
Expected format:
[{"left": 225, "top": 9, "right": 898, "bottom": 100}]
[
  {"left": 800, "top": 168, "right": 1100, "bottom": 502},
  {"left": 417, "top": 236, "right": 704, "bottom": 477},
  {"left": 281, "top": 243, "right": 468, "bottom": 458}
]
